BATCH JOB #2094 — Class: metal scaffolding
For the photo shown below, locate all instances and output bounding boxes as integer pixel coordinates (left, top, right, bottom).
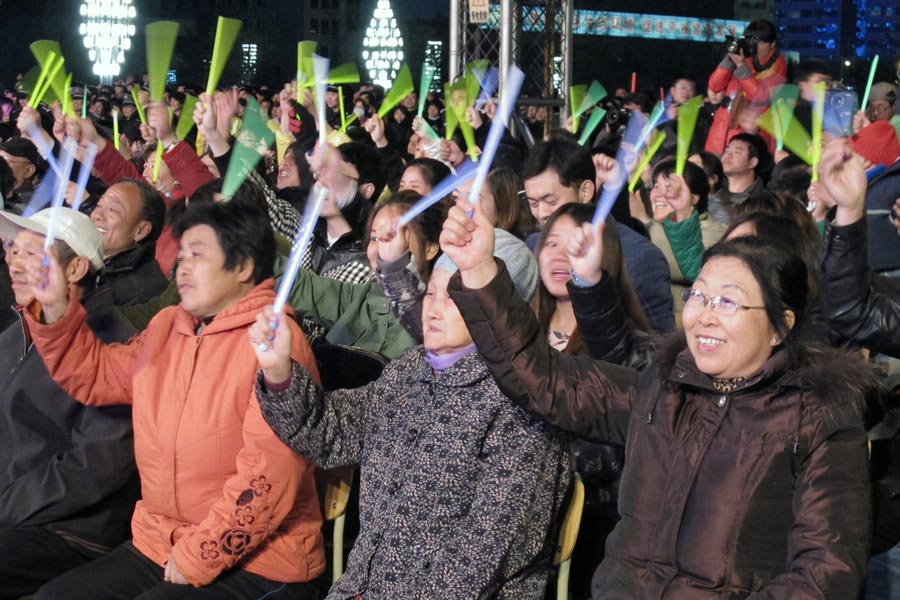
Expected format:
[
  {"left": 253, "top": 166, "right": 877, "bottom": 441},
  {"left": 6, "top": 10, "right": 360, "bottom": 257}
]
[{"left": 448, "top": 0, "right": 573, "bottom": 134}]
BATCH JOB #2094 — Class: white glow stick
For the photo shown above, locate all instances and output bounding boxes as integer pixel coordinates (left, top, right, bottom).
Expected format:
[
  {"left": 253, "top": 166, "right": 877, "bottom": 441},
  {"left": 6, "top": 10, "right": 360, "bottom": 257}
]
[
  {"left": 312, "top": 54, "right": 330, "bottom": 153},
  {"left": 468, "top": 66, "right": 524, "bottom": 207},
  {"left": 272, "top": 185, "right": 328, "bottom": 317},
  {"left": 23, "top": 123, "right": 63, "bottom": 179},
  {"left": 592, "top": 110, "right": 651, "bottom": 227},
  {"left": 43, "top": 138, "right": 77, "bottom": 252},
  {"left": 397, "top": 159, "right": 478, "bottom": 228},
  {"left": 71, "top": 142, "right": 98, "bottom": 212}
]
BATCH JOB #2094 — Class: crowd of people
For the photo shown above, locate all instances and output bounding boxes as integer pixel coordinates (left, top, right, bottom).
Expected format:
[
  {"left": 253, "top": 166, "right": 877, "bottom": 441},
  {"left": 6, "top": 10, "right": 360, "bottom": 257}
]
[{"left": 0, "top": 16, "right": 899, "bottom": 600}]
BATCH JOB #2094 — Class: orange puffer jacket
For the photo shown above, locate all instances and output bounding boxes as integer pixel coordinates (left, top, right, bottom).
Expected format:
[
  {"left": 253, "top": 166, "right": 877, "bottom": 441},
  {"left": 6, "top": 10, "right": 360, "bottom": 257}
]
[{"left": 26, "top": 280, "right": 325, "bottom": 587}]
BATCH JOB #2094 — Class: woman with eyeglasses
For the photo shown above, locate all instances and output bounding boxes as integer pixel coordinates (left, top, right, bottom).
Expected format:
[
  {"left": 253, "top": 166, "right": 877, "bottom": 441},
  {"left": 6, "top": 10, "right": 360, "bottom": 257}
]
[{"left": 439, "top": 198, "right": 875, "bottom": 600}]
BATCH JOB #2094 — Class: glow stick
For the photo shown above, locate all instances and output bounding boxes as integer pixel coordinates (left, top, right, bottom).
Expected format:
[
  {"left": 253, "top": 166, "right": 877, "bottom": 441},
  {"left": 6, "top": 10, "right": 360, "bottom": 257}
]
[
  {"left": 272, "top": 186, "right": 327, "bottom": 315},
  {"left": 811, "top": 81, "right": 825, "bottom": 183},
  {"left": 592, "top": 110, "right": 650, "bottom": 227},
  {"left": 22, "top": 122, "right": 63, "bottom": 179},
  {"left": 113, "top": 109, "right": 120, "bottom": 151},
  {"left": 131, "top": 88, "right": 146, "bottom": 124},
  {"left": 578, "top": 108, "right": 607, "bottom": 146},
  {"left": 859, "top": 55, "right": 880, "bottom": 114},
  {"left": 475, "top": 68, "right": 499, "bottom": 110},
  {"left": 397, "top": 160, "right": 478, "bottom": 228},
  {"left": 175, "top": 95, "right": 198, "bottom": 140},
  {"left": 675, "top": 96, "right": 703, "bottom": 175},
  {"left": 418, "top": 64, "right": 435, "bottom": 116},
  {"left": 377, "top": 63, "right": 414, "bottom": 119},
  {"left": 205, "top": 17, "right": 242, "bottom": 97},
  {"left": 312, "top": 54, "right": 330, "bottom": 153},
  {"left": 631, "top": 72, "right": 637, "bottom": 93},
  {"left": 757, "top": 109, "right": 812, "bottom": 164},
  {"left": 71, "top": 142, "right": 98, "bottom": 212},
  {"left": 28, "top": 52, "right": 57, "bottom": 109},
  {"left": 81, "top": 88, "right": 88, "bottom": 118},
  {"left": 338, "top": 86, "right": 346, "bottom": 131},
  {"left": 628, "top": 131, "right": 667, "bottom": 192},
  {"left": 634, "top": 101, "right": 667, "bottom": 153},
  {"left": 43, "top": 139, "right": 77, "bottom": 252},
  {"left": 152, "top": 141, "right": 164, "bottom": 183},
  {"left": 468, "top": 66, "right": 524, "bottom": 206}
]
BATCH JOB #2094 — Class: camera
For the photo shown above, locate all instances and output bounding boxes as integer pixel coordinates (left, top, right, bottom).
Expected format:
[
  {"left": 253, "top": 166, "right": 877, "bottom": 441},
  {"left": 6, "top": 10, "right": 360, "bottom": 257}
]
[
  {"left": 724, "top": 35, "right": 758, "bottom": 58},
  {"left": 605, "top": 107, "right": 630, "bottom": 128}
]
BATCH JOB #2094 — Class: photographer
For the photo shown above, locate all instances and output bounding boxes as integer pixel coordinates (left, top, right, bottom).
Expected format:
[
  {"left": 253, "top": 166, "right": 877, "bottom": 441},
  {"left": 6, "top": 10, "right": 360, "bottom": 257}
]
[{"left": 705, "top": 20, "right": 786, "bottom": 154}]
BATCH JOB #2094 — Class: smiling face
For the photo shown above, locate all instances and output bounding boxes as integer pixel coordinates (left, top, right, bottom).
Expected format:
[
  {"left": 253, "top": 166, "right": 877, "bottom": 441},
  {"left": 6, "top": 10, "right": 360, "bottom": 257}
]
[
  {"left": 682, "top": 256, "right": 779, "bottom": 379},
  {"left": 537, "top": 214, "right": 578, "bottom": 300},
  {"left": 175, "top": 224, "right": 251, "bottom": 318},
  {"left": 422, "top": 269, "right": 474, "bottom": 355},
  {"left": 276, "top": 151, "right": 301, "bottom": 190},
  {"left": 91, "top": 182, "right": 149, "bottom": 257}
]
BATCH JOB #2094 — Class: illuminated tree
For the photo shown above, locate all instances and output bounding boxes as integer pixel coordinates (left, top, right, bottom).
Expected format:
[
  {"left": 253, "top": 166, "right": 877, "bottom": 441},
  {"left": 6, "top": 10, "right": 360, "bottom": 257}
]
[{"left": 362, "top": 0, "right": 404, "bottom": 88}]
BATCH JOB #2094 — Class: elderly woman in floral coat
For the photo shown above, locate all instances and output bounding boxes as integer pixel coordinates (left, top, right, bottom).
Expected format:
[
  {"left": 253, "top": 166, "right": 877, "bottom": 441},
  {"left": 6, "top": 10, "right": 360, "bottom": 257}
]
[{"left": 249, "top": 237, "right": 572, "bottom": 600}]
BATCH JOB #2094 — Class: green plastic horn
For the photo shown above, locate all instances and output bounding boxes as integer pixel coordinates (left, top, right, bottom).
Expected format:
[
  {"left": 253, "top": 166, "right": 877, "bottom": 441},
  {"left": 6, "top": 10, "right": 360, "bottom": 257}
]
[
  {"left": 206, "top": 17, "right": 242, "bottom": 97},
  {"left": 146, "top": 21, "right": 180, "bottom": 101},
  {"left": 377, "top": 63, "right": 414, "bottom": 119},
  {"left": 296, "top": 41, "right": 317, "bottom": 85},
  {"left": 675, "top": 96, "right": 703, "bottom": 175}
]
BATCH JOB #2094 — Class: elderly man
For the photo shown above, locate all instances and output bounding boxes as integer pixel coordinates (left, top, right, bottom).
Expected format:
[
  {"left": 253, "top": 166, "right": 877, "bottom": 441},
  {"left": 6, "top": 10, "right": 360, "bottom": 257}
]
[
  {"left": 0, "top": 137, "right": 43, "bottom": 214},
  {"left": 91, "top": 179, "right": 168, "bottom": 306},
  {"left": 0, "top": 206, "right": 138, "bottom": 599}
]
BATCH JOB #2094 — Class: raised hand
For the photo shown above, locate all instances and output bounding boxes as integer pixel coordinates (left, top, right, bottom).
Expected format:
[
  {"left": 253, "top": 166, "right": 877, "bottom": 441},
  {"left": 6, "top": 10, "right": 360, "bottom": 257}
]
[
  {"left": 22, "top": 244, "right": 69, "bottom": 323},
  {"left": 78, "top": 116, "right": 107, "bottom": 152},
  {"left": 819, "top": 138, "right": 867, "bottom": 226},
  {"left": 248, "top": 305, "right": 293, "bottom": 384},
  {"left": 439, "top": 198, "right": 497, "bottom": 289},
  {"left": 664, "top": 173, "right": 694, "bottom": 222},
  {"left": 365, "top": 113, "right": 387, "bottom": 148},
  {"left": 372, "top": 207, "right": 410, "bottom": 264},
  {"left": 147, "top": 101, "right": 175, "bottom": 147},
  {"left": 567, "top": 220, "right": 606, "bottom": 286}
]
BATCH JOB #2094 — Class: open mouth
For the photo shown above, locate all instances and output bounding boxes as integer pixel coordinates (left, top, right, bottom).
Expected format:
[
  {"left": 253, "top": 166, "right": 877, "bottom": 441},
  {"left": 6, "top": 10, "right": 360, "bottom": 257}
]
[{"left": 697, "top": 335, "right": 725, "bottom": 349}]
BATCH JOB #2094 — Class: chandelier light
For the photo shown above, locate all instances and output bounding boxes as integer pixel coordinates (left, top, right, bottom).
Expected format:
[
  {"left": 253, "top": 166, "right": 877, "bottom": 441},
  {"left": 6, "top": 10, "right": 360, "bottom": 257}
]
[
  {"left": 79, "top": 0, "right": 137, "bottom": 79},
  {"left": 362, "top": 0, "right": 404, "bottom": 88}
]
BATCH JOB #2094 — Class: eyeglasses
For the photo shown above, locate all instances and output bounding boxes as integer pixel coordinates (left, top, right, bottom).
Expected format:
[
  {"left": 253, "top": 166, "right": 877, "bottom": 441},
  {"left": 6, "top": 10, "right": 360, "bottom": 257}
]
[{"left": 681, "top": 288, "right": 766, "bottom": 316}]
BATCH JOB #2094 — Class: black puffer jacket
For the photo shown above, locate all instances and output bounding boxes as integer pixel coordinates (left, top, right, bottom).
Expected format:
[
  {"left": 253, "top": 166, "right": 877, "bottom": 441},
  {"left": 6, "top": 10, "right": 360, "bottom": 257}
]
[
  {"left": 820, "top": 216, "right": 900, "bottom": 357},
  {"left": 450, "top": 262, "right": 875, "bottom": 600},
  {"left": 98, "top": 242, "right": 168, "bottom": 307}
]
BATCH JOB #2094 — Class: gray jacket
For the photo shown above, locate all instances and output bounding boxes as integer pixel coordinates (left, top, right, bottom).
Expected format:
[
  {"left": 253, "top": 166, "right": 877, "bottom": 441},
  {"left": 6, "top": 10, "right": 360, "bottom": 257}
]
[{"left": 256, "top": 348, "right": 572, "bottom": 599}]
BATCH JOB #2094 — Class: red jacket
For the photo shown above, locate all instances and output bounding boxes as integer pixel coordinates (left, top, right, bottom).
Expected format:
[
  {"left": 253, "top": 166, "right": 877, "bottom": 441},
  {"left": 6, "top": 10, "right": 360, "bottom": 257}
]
[
  {"left": 26, "top": 281, "right": 325, "bottom": 586},
  {"left": 93, "top": 141, "right": 215, "bottom": 274},
  {"left": 705, "top": 50, "right": 786, "bottom": 153}
]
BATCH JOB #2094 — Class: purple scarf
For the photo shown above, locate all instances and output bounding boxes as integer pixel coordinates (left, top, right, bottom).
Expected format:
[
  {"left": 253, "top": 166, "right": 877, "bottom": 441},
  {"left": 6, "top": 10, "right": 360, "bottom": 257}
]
[{"left": 425, "top": 344, "right": 478, "bottom": 373}]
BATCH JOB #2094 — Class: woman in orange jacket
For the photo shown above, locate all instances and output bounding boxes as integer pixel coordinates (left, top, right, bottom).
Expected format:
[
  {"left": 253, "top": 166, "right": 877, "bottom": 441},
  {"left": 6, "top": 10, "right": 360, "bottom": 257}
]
[{"left": 25, "top": 195, "right": 325, "bottom": 599}]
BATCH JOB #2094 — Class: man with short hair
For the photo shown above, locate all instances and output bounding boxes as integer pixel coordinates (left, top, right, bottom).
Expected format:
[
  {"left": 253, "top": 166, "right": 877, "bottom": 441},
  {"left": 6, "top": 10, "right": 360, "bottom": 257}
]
[
  {"left": 721, "top": 132, "right": 768, "bottom": 204},
  {"left": 92, "top": 179, "right": 168, "bottom": 306},
  {"left": 520, "top": 138, "right": 675, "bottom": 332},
  {"left": 0, "top": 206, "right": 138, "bottom": 598},
  {"left": 794, "top": 60, "right": 833, "bottom": 133}
]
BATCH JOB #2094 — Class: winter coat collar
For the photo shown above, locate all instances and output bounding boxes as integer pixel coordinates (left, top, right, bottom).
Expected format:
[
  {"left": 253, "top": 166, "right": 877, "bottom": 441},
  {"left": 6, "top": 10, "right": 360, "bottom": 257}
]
[
  {"left": 411, "top": 346, "right": 492, "bottom": 388},
  {"left": 102, "top": 241, "right": 158, "bottom": 275},
  {"left": 173, "top": 279, "right": 282, "bottom": 337}
]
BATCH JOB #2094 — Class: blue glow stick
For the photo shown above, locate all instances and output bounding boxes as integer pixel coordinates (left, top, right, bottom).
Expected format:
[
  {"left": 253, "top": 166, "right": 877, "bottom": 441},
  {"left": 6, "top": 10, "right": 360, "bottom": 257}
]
[
  {"left": 633, "top": 101, "right": 667, "bottom": 154},
  {"left": 468, "top": 66, "right": 524, "bottom": 207},
  {"left": 272, "top": 185, "right": 327, "bottom": 317},
  {"left": 592, "top": 110, "right": 651, "bottom": 227},
  {"left": 21, "top": 178, "right": 54, "bottom": 217},
  {"left": 476, "top": 67, "right": 499, "bottom": 110},
  {"left": 43, "top": 138, "right": 77, "bottom": 252},
  {"left": 22, "top": 123, "right": 63, "bottom": 180},
  {"left": 71, "top": 142, "right": 98, "bottom": 212},
  {"left": 397, "top": 159, "right": 478, "bottom": 228},
  {"left": 313, "top": 54, "right": 329, "bottom": 152}
]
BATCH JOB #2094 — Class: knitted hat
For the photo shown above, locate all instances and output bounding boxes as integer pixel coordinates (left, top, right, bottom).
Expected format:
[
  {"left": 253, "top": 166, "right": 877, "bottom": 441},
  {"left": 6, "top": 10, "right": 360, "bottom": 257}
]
[
  {"left": 849, "top": 120, "right": 900, "bottom": 167},
  {"left": 434, "top": 228, "right": 539, "bottom": 301}
]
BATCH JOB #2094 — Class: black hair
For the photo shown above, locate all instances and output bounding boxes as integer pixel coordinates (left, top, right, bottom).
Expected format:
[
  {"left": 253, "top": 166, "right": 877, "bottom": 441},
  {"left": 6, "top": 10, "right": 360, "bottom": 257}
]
[
  {"left": 337, "top": 141, "right": 386, "bottom": 200},
  {"left": 623, "top": 92, "right": 654, "bottom": 115},
  {"left": 729, "top": 133, "right": 773, "bottom": 181},
  {"left": 521, "top": 138, "right": 595, "bottom": 189},
  {"left": 744, "top": 19, "right": 777, "bottom": 43},
  {"left": 534, "top": 204, "right": 651, "bottom": 356},
  {"left": 54, "top": 239, "right": 97, "bottom": 293},
  {"left": 651, "top": 158, "right": 711, "bottom": 214},
  {"left": 723, "top": 210, "right": 819, "bottom": 300},
  {"left": 173, "top": 195, "right": 276, "bottom": 284},
  {"left": 691, "top": 151, "right": 728, "bottom": 195},
  {"left": 364, "top": 189, "right": 446, "bottom": 277},
  {"left": 404, "top": 158, "right": 451, "bottom": 191},
  {"left": 703, "top": 236, "right": 809, "bottom": 362},
  {"left": 796, "top": 60, "right": 831, "bottom": 83},
  {"left": 487, "top": 167, "right": 536, "bottom": 240},
  {"left": 118, "top": 178, "right": 166, "bottom": 242}
]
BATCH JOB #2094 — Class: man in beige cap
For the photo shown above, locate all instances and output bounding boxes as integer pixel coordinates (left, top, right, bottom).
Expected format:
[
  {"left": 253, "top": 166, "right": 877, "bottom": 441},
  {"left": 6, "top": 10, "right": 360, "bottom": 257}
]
[{"left": 0, "top": 206, "right": 138, "bottom": 598}]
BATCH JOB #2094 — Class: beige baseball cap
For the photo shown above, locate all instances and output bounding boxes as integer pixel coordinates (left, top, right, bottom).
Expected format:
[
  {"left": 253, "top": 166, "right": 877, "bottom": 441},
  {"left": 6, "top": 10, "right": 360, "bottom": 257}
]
[{"left": 0, "top": 207, "right": 105, "bottom": 271}]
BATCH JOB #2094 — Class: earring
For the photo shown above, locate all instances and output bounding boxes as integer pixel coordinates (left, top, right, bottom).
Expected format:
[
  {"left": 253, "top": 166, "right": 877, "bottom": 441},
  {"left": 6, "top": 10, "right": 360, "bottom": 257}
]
[{"left": 771, "top": 336, "right": 779, "bottom": 345}]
